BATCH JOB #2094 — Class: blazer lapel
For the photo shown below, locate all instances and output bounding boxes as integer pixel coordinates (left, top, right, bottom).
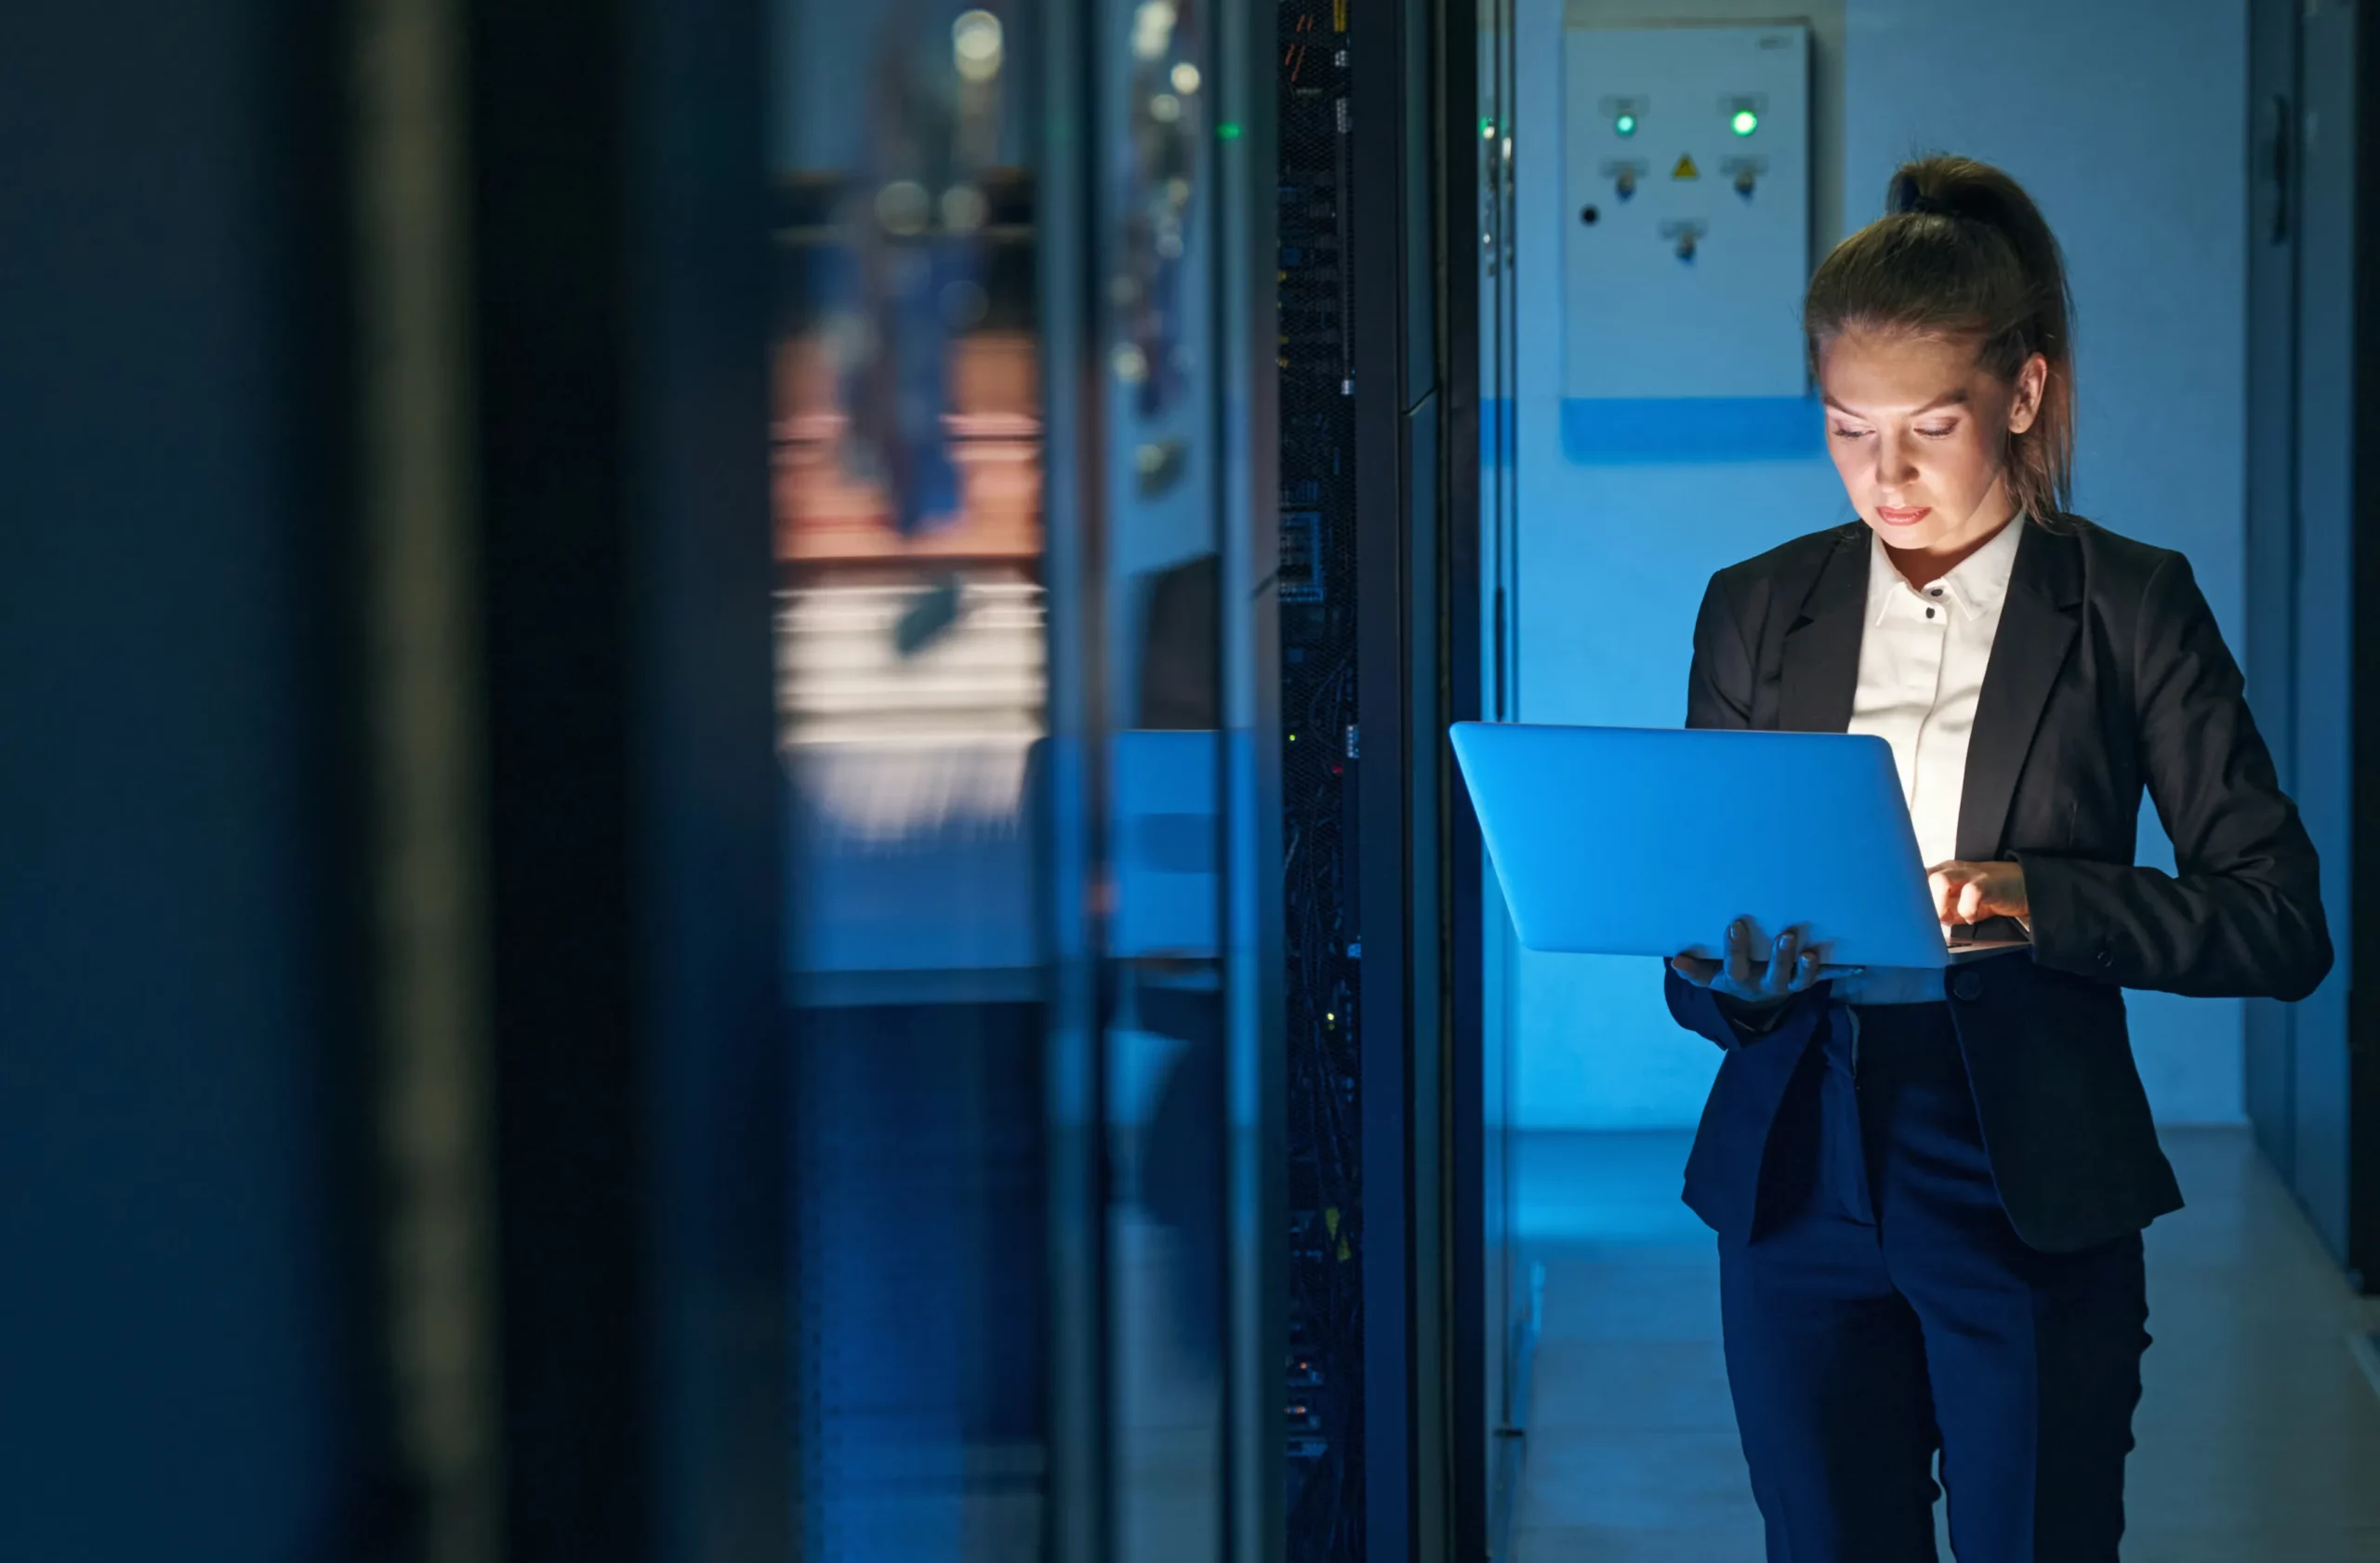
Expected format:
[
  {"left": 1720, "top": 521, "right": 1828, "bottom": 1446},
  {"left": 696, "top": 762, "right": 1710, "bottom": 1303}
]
[
  {"left": 1955, "top": 522, "right": 2083, "bottom": 863},
  {"left": 1776, "top": 526, "right": 1870, "bottom": 735}
]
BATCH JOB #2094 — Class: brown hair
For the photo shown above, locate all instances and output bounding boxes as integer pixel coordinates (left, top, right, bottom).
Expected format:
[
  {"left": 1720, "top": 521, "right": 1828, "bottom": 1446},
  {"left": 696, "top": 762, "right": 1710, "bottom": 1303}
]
[{"left": 1805, "top": 155, "right": 2076, "bottom": 527}]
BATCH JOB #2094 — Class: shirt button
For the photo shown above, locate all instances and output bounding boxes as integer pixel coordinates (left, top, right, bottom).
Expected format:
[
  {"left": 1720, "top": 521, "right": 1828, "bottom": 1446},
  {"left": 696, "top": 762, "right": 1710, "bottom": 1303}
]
[
  {"left": 1925, "top": 608, "right": 1937, "bottom": 619},
  {"left": 1950, "top": 969, "right": 1984, "bottom": 1001}
]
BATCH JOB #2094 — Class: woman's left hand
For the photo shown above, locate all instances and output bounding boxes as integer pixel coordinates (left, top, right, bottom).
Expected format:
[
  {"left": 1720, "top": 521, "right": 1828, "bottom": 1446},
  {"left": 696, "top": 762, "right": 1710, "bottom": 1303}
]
[{"left": 1928, "top": 860, "right": 2030, "bottom": 925}]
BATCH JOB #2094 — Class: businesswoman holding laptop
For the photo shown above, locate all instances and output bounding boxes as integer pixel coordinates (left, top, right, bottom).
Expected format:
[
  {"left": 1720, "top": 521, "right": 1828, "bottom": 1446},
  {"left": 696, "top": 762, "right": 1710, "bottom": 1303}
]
[{"left": 1663, "top": 156, "right": 2331, "bottom": 1561}]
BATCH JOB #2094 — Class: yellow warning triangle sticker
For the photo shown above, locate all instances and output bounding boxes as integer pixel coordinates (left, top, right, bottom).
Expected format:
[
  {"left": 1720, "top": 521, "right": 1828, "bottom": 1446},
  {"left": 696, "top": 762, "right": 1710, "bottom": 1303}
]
[{"left": 1673, "top": 152, "right": 1699, "bottom": 179}]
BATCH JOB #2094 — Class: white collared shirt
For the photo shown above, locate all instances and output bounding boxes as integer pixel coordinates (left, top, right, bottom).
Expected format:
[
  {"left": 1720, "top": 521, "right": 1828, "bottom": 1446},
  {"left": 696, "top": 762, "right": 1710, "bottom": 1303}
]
[
  {"left": 1851, "top": 515, "right": 2024, "bottom": 875},
  {"left": 1834, "top": 516, "right": 2026, "bottom": 1005}
]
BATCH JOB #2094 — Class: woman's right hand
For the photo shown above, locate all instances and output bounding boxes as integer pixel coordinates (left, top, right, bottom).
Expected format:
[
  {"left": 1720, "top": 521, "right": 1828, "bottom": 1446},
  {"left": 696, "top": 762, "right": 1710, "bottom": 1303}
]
[{"left": 1668, "top": 920, "right": 1849, "bottom": 1009}]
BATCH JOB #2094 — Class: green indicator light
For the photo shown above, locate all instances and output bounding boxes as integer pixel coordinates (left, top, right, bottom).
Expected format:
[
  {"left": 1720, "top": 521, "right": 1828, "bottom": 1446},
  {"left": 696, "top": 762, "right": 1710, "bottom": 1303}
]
[
  {"left": 1217, "top": 121, "right": 1242, "bottom": 139},
  {"left": 1614, "top": 112, "right": 1637, "bottom": 137},
  {"left": 1731, "top": 108, "right": 1759, "bottom": 136}
]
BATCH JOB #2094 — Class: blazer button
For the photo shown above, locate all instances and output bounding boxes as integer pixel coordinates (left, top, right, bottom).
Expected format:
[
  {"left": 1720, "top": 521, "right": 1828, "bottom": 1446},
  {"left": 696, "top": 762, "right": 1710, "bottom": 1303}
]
[
  {"left": 1950, "top": 969, "right": 1984, "bottom": 1002},
  {"left": 2095, "top": 947, "right": 2114, "bottom": 969}
]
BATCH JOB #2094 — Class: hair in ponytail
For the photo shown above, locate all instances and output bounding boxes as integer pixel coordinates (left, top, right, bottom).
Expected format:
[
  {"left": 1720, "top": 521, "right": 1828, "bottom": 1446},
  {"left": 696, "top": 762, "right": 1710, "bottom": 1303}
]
[{"left": 1804, "top": 156, "right": 2077, "bottom": 528}]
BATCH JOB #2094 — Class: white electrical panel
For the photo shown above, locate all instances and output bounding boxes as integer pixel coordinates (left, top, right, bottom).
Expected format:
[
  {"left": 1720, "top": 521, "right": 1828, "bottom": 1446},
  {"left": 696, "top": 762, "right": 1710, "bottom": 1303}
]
[{"left": 1563, "top": 24, "right": 1811, "bottom": 401}]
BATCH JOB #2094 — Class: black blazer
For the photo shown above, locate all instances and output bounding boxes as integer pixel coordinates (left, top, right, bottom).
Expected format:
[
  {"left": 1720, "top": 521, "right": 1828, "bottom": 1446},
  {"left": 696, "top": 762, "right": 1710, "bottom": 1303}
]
[{"left": 1663, "top": 518, "right": 2332, "bottom": 1253}]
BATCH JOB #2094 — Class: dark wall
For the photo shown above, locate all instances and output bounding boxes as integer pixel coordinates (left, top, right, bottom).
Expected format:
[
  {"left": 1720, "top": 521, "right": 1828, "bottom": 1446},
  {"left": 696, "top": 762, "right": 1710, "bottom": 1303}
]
[{"left": 0, "top": 2, "right": 370, "bottom": 1557}]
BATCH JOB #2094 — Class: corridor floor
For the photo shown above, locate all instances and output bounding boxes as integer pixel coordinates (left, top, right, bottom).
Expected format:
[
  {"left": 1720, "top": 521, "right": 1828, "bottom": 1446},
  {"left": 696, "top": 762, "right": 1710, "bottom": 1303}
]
[{"left": 1510, "top": 1129, "right": 2380, "bottom": 1563}]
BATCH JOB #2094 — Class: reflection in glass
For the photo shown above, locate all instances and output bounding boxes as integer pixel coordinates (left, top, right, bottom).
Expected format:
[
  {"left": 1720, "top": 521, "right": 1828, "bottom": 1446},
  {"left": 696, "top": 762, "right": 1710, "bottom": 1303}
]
[
  {"left": 775, "top": 1, "right": 1050, "bottom": 1556},
  {"left": 1477, "top": 0, "right": 1532, "bottom": 1549},
  {"left": 777, "top": 0, "right": 1262, "bottom": 1554},
  {"left": 1103, "top": 4, "right": 1231, "bottom": 1561}
]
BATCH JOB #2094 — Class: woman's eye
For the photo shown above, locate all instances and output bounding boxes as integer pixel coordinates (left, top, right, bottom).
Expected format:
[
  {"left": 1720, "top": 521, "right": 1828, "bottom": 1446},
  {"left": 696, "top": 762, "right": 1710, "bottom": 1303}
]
[
  {"left": 1831, "top": 426, "right": 1871, "bottom": 440},
  {"left": 1916, "top": 425, "right": 1957, "bottom": 439}
]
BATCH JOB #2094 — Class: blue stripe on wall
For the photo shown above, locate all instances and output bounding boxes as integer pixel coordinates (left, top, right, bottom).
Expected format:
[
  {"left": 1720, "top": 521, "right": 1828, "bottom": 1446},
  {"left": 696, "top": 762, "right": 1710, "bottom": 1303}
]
[{"left": 1559, "top": 396, "right": 1827, "bottom": 464}]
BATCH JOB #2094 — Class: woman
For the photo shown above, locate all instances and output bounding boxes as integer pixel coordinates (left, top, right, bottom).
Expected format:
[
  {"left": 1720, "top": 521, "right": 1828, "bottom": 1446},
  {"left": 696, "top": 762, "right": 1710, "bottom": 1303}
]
[{"left": 1664, "top": 155, "right": 2331, "bottom": 1560}]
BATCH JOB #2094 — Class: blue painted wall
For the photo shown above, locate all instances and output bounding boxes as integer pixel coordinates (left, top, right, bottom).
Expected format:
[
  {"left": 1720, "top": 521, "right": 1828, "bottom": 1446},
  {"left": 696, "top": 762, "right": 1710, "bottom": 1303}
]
[{"left": 1504, "top": 0, "right": 2253, "bottom": 1128}]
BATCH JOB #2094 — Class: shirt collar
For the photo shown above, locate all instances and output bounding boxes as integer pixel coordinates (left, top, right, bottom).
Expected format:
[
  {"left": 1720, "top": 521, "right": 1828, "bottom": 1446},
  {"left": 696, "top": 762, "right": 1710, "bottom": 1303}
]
[{"left": 1868, "top": 515, "right": 2026, "bottom": 627}]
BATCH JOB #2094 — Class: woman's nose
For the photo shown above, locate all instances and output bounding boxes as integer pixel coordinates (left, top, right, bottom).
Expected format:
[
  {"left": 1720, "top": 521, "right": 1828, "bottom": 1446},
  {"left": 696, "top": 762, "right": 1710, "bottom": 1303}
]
[{"left": 1876, "top": 434, "right": 1921, "bottom": 486}]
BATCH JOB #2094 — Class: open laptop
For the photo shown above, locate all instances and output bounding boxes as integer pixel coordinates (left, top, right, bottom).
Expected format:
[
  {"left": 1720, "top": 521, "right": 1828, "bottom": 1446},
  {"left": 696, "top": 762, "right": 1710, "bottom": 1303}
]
[{"left": 1448, "top": 722, "right": 2029, "bottom": 970}]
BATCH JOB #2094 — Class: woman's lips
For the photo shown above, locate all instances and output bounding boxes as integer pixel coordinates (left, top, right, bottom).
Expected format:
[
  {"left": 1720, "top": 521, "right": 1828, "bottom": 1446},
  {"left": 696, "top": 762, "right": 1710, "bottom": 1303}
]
[{"left": 1876, "top": 505, "right": 1932, "bottom": 527}]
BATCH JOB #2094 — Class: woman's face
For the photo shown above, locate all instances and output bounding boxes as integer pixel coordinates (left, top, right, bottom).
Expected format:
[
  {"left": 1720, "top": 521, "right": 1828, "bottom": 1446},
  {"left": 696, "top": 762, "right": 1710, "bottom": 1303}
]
[{"left": 1817, "top": 326, "right": 2046, "bottom": 556}]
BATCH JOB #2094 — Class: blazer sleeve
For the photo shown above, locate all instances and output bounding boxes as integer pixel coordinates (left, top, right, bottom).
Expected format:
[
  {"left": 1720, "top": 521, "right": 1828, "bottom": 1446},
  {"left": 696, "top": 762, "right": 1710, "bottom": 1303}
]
[
  {"left": 1686, "top": 568, "right": 1756, "bottom": 730},
  {"left": 2020, "top": 552, "right": 2334, "bottom": 1000},
  {"left": 1664, "top": 573, "right": 1825, "bottom": 1047}
]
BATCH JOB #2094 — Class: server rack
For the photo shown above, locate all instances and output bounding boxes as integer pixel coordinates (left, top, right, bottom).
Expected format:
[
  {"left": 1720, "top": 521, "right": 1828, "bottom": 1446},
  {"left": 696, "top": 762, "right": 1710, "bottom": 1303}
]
[{"left": 1278, "top": 0, "right": 1485, "bottom": 1558}]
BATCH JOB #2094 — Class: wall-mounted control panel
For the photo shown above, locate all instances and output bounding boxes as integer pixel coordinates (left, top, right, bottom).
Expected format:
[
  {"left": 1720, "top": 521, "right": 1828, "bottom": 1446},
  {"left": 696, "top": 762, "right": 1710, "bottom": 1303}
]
[{"left": 1564, "top": 23, "right": 1811, "bottom": 400}]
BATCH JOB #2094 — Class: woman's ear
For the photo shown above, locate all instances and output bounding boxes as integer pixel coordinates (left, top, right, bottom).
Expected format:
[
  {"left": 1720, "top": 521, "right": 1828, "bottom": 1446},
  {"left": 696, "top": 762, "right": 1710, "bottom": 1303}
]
[{"left": 2006, "top": 352, "right": 2048, "bottom": 435}]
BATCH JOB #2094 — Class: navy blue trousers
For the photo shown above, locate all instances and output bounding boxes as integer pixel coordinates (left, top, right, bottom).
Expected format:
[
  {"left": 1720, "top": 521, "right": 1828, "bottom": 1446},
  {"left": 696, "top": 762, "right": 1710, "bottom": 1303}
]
[{"left": 1719, "top": 1002, "right": 2151, "bottom": 1562}]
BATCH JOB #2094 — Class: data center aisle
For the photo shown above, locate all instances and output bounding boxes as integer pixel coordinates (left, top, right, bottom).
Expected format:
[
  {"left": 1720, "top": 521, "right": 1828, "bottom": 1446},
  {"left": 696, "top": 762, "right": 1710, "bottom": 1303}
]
[{"left": 1508, "top": 1129, "right": 2380, "bottom": 1563}]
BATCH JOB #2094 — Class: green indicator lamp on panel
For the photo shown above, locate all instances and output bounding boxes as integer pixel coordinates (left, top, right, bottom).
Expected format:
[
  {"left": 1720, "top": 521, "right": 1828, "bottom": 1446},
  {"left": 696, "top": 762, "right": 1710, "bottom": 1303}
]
[
  {"left": 1731, "top": 108, "right": 1759, "bottom": 137},
  {"left": 1614, "top": 111, "right": 1637, "bottom": 138}
]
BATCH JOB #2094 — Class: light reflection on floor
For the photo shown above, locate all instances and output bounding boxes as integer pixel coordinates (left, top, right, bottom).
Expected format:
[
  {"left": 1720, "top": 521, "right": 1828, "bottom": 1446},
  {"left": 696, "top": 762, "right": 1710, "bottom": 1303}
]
[{"left": 1510, "top": 1129, "right": 2380, "bottom": 1563}]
